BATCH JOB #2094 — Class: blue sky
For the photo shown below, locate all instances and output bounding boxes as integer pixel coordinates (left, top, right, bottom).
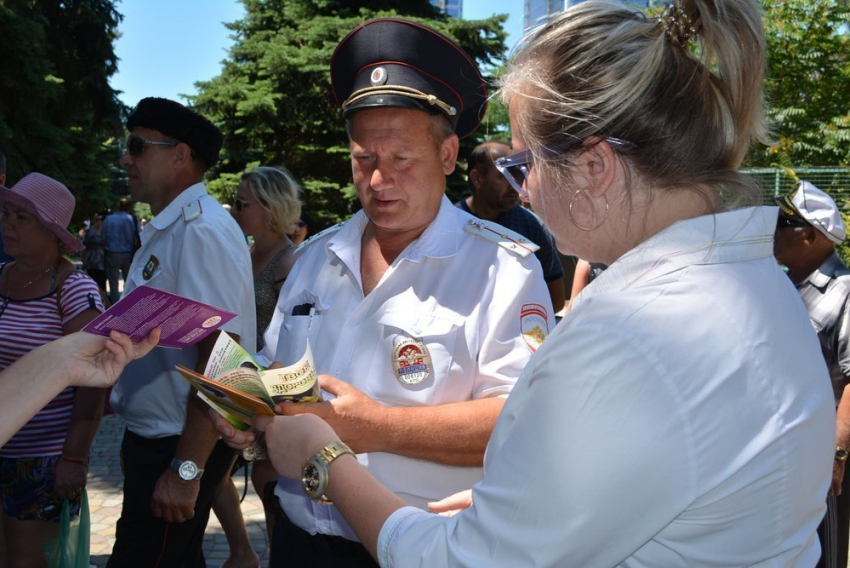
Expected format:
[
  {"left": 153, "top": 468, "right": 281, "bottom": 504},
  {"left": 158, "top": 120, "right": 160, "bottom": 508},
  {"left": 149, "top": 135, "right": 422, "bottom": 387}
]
[{"left": 111, "top": 0, "right": 524, "bottom": 108}]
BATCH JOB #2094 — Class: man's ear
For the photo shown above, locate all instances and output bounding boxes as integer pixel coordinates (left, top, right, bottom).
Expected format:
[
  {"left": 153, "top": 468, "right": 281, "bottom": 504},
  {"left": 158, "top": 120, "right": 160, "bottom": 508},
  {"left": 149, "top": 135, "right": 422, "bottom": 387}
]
[
  {"left": 173, "top": 142, "right": 193, "bottom": 167},
  {"left": 802, "top": 226, "right": 820, "bottom": 246},
  {"left": 469, "top": 168, "right": 482, "bottom": 192},
  {"left": 441, "top": 134, "right": 460, "bottom": 176}
]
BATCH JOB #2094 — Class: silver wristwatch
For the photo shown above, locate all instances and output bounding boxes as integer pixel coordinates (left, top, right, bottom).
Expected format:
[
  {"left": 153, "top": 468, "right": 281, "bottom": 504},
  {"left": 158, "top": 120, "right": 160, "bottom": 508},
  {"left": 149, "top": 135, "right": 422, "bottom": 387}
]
[{"left": 170, "top": 458, "right": 204, "bottom": 482}]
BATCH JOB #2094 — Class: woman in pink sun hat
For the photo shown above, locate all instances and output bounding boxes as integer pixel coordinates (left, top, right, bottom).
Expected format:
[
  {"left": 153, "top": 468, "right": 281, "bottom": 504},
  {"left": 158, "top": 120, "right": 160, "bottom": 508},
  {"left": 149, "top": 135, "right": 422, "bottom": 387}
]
[{"left": 0, "top": 173, "right": 107, "bottom": 565}]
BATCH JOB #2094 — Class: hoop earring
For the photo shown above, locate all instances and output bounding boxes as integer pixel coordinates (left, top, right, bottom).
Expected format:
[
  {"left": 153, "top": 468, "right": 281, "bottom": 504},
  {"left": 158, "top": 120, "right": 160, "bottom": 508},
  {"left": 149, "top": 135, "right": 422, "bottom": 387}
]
[{"left": 568, "top": 188, "right": 609, "bottom": 232}]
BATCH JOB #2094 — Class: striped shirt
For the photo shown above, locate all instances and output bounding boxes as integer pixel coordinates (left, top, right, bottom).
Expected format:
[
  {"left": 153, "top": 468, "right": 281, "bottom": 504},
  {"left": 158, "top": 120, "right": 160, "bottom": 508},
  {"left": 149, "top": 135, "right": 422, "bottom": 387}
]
[
  {"left": 796, "top": 252, "right": 850, "bottom": 406},
  {"left": 0, "top": 270, "right": 105, "bottom": 457}
]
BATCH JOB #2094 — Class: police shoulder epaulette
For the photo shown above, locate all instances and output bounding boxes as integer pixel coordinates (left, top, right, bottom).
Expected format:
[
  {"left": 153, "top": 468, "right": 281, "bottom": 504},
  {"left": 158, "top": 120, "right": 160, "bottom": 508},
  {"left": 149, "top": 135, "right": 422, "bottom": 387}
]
[
  {"left": 463, "top": 218, "right": 539, "bottom": 258},
  {"left": 181, "top": 199, "right": 203, "bottom": 222},
  {"left": 294, "top": 221, "right": 346, "bottom": 256}
]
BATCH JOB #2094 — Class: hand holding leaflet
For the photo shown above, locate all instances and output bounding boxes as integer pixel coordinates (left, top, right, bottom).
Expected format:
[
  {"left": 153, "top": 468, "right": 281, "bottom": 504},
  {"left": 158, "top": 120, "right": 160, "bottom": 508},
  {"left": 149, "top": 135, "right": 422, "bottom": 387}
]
[{"left": 83, "top": 285, "right": 236, "bottom": 349}]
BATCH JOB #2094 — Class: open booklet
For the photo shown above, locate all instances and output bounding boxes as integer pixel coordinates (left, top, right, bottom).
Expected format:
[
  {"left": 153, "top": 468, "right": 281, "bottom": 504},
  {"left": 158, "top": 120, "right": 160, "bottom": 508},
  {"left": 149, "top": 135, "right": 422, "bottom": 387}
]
[{"left": 176, "top": 332, "right": 321, "bottom": 430}]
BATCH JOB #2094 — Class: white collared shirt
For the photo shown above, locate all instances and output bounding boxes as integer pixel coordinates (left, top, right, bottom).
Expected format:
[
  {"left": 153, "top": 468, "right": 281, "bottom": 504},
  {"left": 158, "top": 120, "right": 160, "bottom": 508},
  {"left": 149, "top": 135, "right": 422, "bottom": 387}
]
[
  {"left": 261, "top": 196, "right": 554, "bottom": 541},
  {"left": 111, "top": 182, "right": 256, "bottom": 438},
  {"left": 379, "top": 206, "right": 834, "bottom": 567}
]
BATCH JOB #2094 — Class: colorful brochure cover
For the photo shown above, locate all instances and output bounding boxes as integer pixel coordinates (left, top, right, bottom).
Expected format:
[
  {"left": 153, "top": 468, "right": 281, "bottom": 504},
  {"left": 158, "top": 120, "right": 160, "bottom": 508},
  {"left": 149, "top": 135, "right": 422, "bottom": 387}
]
[
  {"left": 82, "top": 285, "right": 236, "bottom": 349},
  {"left": 177, "top": 332, "right": 320, "bottom": 430}
]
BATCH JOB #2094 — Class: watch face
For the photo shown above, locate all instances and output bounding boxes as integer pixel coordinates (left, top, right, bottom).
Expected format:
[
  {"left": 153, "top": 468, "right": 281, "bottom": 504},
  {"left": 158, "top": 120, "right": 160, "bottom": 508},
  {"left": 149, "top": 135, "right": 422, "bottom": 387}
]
[
  {"left": 179, "top": 461, "right": 198, "bottom": 480},
  {"left": 302, "top": 462, "right": 321, "bottom": 496},
  {"left": 301, "top": 456, "right": 330, "bottom": 503}
]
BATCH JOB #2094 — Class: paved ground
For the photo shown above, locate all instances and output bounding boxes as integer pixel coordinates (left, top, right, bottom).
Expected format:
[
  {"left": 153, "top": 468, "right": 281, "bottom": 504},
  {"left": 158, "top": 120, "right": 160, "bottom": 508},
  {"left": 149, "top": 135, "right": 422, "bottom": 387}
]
[{"left": 87, "top": 414, "right": 271, "bottom": 567}]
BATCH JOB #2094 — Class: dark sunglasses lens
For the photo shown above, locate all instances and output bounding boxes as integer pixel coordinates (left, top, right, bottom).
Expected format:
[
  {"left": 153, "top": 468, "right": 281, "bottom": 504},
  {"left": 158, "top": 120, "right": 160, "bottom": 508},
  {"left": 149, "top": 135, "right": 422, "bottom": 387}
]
[
  {"left": 778, "top": 217, "right": 807, "bottom": 229},
  {"left": 127, "top": 137, "right": 145, "bottom": 156},
  {"left": 508, "top": 166, "right": 525, "bottom": 184}
]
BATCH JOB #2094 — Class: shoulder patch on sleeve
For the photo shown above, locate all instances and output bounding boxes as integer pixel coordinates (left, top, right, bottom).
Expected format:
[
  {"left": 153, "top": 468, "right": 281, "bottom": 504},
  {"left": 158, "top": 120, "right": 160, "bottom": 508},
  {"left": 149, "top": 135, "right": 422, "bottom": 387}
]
[
  {"left": 521, "top": 303, "right": 550, "bottom": 352},
  {"left": 463, "top": 218, "right": 540, "bottom": 258},
  {"left": 294, "top": 221, "right": 346, "bottom": 256},
  {"left": 182, "top": 199, "right": 203, "bottom": 222}
]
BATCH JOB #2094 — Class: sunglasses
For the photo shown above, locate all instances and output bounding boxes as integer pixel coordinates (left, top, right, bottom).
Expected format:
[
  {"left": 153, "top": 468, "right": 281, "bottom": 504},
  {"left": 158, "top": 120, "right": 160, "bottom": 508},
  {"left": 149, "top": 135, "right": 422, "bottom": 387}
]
[
  {"left": 231, "top": 196, "right": 249, "bottom": 213},
  {"left": 777, "top": 216, "right": 809, "bottom": 230},
  {"left": 295, "top": 220, "right": 307, "bottom": 228},
  {"left": 126, "top": 136, "right": 178, "bottom": 157},
  {"left": 494, "top": 137, "right": 635, "bottom": 200}
]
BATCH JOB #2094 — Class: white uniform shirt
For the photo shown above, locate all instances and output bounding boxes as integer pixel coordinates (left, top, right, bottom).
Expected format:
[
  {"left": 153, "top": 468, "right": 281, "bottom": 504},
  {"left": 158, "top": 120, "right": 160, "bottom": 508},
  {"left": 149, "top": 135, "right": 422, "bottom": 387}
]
[
  {"left": 379, "top": 207, "right": 834, "bottom": 567},
  {"left": 111, "top": 182, "right": 256, "bottom": 438},
  {"left": 261, "top": 196, "right": 554, "bottom": 541}
]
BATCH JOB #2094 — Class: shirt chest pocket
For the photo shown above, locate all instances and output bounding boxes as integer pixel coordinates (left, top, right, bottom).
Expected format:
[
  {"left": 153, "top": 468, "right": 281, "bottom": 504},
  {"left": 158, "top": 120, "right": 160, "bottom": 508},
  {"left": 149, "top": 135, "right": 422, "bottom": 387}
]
[
  {"left": 279, "top": 291, "right": 327, "bottom": 364},
  {"left": 367, "top": 308, "right": 463, "bottom": 406}
]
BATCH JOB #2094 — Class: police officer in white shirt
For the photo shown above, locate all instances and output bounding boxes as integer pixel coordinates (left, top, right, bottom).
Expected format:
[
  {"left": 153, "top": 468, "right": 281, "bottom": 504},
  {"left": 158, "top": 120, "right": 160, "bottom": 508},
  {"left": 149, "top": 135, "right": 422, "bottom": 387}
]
[
  {"left": 251, "top": 19, "right": 554, "bottom": 567},
  {"left": 108, "top": 98, "right": 257, "bottom": 567}
]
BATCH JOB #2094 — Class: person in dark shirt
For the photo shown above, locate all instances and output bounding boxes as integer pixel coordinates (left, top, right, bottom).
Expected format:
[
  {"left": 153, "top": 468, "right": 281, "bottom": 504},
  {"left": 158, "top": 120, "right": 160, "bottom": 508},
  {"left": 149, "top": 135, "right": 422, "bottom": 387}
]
[
  {"left": 101, "top": 198, "right": 140, "bottom": 303},
  {"left": 457, "top": 141, "right": 565, "bottom": 312}
]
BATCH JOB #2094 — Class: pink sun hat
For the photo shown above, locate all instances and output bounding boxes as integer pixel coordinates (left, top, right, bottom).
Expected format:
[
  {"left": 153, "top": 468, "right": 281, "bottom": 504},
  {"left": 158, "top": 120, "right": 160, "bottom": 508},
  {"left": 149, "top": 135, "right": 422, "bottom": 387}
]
[{"left": 0, "top": 173, "right": 85, "bottom": 253}]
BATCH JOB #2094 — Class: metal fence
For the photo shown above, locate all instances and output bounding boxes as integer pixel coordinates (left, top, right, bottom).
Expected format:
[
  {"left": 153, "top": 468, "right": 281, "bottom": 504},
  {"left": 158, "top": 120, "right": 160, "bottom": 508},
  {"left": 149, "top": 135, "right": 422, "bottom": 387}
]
[{"left": 742, "top": 167, "right": 850, "bottom": 208}]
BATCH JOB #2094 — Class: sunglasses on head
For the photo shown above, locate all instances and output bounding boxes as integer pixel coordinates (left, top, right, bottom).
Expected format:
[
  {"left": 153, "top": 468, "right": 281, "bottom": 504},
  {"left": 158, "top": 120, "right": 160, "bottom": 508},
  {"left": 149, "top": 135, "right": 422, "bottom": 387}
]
[
  {"left": 493, "top": 137, "right": 635, "bottom": 200},
  {"left": 126, "top": 136, "right": 178, "bottom": 157}
]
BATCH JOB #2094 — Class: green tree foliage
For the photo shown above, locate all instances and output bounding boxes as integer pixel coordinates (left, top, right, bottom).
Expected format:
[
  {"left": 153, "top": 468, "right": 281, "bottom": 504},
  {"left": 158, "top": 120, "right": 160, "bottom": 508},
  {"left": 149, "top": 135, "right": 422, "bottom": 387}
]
[
  {"left": 754, "top": 0, "right": 849, "bottom": 167},
  {"left": 193, "top": 0, "right": 509, "bottom": 229},
  {"left": 0, "top": 0, "right": 125, "bottom": 226}
]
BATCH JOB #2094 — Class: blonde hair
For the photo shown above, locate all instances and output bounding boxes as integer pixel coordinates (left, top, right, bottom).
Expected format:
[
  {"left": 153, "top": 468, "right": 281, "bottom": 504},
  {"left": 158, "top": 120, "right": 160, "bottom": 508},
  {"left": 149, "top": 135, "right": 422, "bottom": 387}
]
[
  {"left": 501, "top": 0, "right": 769, "bottom": 209},
  {"left": 241, "top": 166, "right": 302, "bottom": 234}
]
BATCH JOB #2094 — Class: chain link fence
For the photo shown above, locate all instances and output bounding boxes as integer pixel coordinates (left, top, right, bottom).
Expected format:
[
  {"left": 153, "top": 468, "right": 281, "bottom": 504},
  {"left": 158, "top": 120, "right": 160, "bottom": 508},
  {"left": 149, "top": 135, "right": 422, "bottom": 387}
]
[{"left": 743, "top": 167, "right": 850, "bottom": 208}]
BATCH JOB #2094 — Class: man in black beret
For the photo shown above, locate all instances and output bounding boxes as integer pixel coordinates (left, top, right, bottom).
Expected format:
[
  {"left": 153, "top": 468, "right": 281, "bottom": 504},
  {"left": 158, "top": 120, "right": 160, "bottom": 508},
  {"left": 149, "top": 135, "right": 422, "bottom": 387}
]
[
  {"left": 239, "top": 19, "right": 554, "bottom": 567},
  {"left": 107, "top": 97, "right": 257, "bottom": 567}
]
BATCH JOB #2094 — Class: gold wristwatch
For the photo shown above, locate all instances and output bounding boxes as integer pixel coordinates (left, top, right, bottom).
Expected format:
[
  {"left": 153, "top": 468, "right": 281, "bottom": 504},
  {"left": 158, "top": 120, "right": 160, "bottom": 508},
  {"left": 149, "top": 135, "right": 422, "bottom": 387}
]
[
  {"left": 301, "top": 441, "right": 355, "bottom": 503},
  {"left": 836, "top": 446, "right": 848, "bottom": 462}
]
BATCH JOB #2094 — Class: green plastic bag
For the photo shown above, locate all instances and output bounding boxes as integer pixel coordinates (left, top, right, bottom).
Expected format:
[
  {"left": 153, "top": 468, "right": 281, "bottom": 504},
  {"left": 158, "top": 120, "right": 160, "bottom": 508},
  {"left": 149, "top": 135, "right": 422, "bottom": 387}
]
[{"left": 43, "top": 488, "right": 90, "bottom": 568}]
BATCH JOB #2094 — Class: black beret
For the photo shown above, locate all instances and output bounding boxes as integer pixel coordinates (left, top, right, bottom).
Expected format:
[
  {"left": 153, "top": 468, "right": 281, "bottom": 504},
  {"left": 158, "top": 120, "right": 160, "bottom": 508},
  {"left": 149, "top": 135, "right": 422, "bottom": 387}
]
[
  {"left": 127, "top": 97, "right": 223, "bottom": 169},
  {"left": 331, "top": 18, "right": 488, "bottom": 139}
]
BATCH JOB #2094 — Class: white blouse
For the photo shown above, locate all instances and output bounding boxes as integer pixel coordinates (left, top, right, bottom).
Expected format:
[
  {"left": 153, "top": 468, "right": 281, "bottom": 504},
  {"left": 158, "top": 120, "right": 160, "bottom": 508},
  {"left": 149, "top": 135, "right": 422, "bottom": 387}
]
[{"left": 379, "top": 207, "right": 834, "bottom": 567}]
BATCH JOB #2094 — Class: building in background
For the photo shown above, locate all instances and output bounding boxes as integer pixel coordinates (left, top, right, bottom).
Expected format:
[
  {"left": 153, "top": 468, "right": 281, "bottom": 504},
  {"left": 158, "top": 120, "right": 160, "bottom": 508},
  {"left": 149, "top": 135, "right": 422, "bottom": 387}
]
[
  {"left": 524, "top": 0, "right": 650, "bottom": 31},
  {"left": 525, "top": 0, "right": 563, "bottom": 30},
  {"left": 431, "top": 0, "right": 463, "bottom": 18}
]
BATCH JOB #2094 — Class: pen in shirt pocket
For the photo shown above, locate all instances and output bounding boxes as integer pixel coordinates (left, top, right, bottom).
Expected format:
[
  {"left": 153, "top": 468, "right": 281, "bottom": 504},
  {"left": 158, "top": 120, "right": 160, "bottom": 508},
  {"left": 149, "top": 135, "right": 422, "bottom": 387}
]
[
  {"left": 308, "top": 303, "right": 316, "bottom": 331},
  {"left": 290, "top": 302, "right": 318, "bottom": 330}
]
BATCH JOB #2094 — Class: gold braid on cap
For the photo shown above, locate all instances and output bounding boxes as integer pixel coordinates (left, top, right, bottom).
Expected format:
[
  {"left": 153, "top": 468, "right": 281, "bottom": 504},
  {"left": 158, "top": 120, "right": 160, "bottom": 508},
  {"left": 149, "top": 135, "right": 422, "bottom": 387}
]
[
  {"left": 659, "top": 3, "right": 700, "bottom": 46},
  {"left": 777, "top": 192, "right": 804, "bottom": 219},
  {"left": 343, "top": 85, "right": 457, "bottom": 117}
]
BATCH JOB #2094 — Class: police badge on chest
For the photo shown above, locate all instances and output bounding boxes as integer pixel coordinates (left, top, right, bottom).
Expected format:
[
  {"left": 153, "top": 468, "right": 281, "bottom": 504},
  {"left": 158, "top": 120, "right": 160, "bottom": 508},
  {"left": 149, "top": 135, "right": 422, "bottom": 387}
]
[{"left": 391, "top": 336, "right": 432, "bottom": 385}]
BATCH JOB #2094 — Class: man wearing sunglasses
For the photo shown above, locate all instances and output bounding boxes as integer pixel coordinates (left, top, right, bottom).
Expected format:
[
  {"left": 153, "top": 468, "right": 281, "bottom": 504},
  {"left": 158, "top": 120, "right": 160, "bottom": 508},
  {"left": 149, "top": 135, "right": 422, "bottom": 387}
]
[
  {"left": 107, "top": 97, "right": 257, "bottom": 567},
  {"left": 774, "top": 180, "right": 850, "bottom": 568},
  {"left": 458, "top": 141, "right": 566, "bottom": 313},
  {"left": 248, "top": 19, "right": 553, "bottom": 567}
]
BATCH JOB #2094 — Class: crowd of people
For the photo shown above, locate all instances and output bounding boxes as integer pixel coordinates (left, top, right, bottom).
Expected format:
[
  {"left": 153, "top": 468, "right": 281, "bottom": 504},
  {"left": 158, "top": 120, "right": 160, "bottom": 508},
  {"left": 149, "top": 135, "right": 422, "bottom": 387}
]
[{"left": 0, "top": 0, "right": 847, "bottom": 566}]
